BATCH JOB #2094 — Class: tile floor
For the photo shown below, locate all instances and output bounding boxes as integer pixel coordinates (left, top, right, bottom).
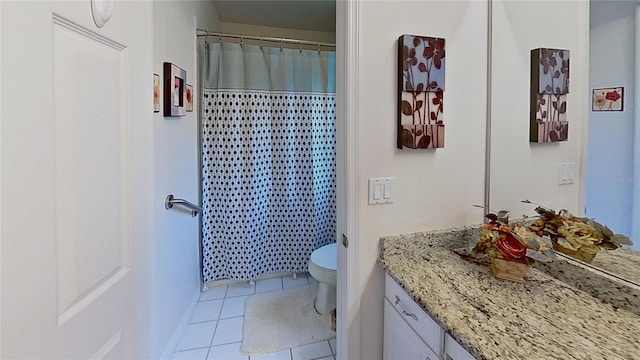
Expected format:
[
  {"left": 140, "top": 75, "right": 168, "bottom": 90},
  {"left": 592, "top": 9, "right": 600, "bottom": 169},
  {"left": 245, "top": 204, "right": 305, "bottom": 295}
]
[{"left": 170, "top": 272, "right": 336, "bottom": 360}]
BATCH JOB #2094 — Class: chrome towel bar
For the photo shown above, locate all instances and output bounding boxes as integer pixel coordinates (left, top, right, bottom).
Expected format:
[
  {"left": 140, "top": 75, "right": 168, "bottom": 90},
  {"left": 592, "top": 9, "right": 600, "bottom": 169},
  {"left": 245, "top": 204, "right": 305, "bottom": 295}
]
[{"left": 165, "top": 194, "right": 202, "bottom": 217}]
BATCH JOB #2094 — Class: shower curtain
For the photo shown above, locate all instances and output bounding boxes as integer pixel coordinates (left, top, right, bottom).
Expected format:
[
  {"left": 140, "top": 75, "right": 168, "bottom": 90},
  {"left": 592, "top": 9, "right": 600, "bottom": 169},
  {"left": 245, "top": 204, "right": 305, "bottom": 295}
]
[{"left": 200, "top": 41, "right": 337, "bottom": 282}]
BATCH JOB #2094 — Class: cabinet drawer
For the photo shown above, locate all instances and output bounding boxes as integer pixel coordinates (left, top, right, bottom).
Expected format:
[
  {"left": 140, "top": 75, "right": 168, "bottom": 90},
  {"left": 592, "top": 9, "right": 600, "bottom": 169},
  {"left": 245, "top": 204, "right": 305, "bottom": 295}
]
[{"left": 384, "top": 273, "right": 444, "bottom": 354}]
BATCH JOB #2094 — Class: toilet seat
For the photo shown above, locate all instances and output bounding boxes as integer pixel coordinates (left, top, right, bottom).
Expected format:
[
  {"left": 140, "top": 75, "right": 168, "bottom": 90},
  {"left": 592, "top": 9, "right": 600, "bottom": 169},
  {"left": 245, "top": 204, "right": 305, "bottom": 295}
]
[{"left": 309, "top": 243, "right": 337, "bottom": 286}]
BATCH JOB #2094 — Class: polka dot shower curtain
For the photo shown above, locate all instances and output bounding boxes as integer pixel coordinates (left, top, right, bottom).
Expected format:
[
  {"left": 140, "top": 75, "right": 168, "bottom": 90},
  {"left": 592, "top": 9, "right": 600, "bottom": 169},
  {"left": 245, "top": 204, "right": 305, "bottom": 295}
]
[{"left": 200, "top": 41, "right": 336, "bottom": 282}]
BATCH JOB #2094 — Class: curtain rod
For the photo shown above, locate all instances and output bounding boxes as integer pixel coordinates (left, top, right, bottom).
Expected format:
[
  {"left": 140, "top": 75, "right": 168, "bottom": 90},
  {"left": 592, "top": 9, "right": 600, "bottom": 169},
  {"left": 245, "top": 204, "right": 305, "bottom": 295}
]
[{"left": 196, "top": 29, "right": 336, "bottom": 48}]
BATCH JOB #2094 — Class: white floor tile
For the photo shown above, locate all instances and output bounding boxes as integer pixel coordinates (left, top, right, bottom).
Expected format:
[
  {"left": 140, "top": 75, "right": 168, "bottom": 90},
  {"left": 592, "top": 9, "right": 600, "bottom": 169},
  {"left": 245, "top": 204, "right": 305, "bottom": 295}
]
[
  {"left": 226, "top": 282, "right": 256, "bottom": 297},
  {"left": 175, "top": 321, "right": 217, "bottom": 352},
  {"left": 190, "top": 299, "right": 224, "bottom": 323},
  {"left": 291, "top": 341, "right": 332, "bottom": 360},
  {"left": 255, "top": 277, "right": 283, "bottom": 293},
  {"left": 282, "top": 273, "right": 309, "bottom": 289},
  {"left": 200, "top": 285, "right": 227, "bottom": 301},
  {"left": 220, "top": 295, "right": 247, "bottom": 319},
  {"left": 328, "top": 338, "right": 336, "bottom": 354},
  {"left": 312, "top": 357, "right": 334, "bottom": 360},
  {"left": 207, "top": 342, "right": 248, "bottom": 360},
  {"left": 171, "top": 348, "right": 210, "bottom": 360},
  {"left": 211, "top": 317, "right": 244, "bottom": 346},
  {"left": 249, "top": 349, "right": 292, "bottom": 360}
]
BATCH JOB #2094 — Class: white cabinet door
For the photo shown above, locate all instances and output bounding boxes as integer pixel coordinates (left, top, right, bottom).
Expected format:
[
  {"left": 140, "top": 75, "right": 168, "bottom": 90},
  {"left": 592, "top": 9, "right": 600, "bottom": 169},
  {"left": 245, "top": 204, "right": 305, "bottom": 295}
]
[
  {"left": 383, "top": 300, "right": 439, "bottom": 360},
  {"left": 1, "top": 1, "right": 150, "bottom": 358},
  {"left": 445, "top": 334, "right": 477, "bottom": 360}
]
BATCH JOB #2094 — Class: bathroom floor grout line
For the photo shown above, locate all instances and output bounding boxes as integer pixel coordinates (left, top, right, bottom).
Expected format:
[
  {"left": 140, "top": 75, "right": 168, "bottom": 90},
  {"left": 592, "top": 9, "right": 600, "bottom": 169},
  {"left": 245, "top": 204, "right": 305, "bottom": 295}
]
[
  {"left": 174, "top": 274, "right": 334, "bottom": 359},
  {"left": 172, "top": 345, "right": 210, "bottom": 353}
]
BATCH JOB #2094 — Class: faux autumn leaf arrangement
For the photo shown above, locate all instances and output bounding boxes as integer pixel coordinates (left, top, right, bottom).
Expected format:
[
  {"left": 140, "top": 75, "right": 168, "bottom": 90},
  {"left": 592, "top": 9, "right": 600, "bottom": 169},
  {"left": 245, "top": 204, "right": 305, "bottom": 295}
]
[
  {"left": 522, "top": 200, "right": 633, "bottom": 263},
  {"left": 473, "top": 210, "right": 551, "bottom": 264},
  {"left": 468, "top": 208, "right": 552, "bottom": 283}
]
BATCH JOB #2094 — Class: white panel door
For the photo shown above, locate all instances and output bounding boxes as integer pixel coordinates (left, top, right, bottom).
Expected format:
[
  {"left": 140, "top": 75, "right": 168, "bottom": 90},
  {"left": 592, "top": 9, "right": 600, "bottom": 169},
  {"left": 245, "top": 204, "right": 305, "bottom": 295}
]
[{"left": 1, "top": 1, "right": 150, "bottom": 358}]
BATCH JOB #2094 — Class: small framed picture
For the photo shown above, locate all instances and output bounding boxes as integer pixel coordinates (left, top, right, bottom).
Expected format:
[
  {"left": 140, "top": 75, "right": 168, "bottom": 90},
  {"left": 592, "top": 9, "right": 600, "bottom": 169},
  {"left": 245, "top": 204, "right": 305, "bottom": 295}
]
[
  {"left": 592, "top": 87, "right": 623, "bottom": 111},
  {"left": 163, "top": 62, "right": 187, "bottom": 117},
  {"left": 153, "top": 74, "right": 160, "bottom": 113},
  {"left": 186, "top": 84, "right": 193, "bottom": 112}
]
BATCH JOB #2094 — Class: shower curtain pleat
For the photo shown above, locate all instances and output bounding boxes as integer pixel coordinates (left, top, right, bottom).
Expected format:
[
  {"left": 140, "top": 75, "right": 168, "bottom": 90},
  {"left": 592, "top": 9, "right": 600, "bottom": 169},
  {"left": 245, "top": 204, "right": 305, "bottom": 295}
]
[{"left": 201, "top": 42, "right": 336, "bottom": 282}]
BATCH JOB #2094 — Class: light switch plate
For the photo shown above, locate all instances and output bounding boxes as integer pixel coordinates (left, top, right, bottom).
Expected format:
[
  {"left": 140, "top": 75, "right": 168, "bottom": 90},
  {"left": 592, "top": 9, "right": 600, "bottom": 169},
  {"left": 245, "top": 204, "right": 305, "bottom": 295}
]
[
  {"left": 558, "top": 162, "right": 576, "bottom": 185},
  {"left": 368, "top": 177, "right": 394, "bottom": 204}
]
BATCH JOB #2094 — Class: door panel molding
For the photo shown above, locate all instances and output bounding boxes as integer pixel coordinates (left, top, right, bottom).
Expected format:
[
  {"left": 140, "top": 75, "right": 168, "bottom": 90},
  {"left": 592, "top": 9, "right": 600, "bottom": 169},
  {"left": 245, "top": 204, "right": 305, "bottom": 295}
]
[{"left": 52, "top": 14, "right": 125, "bottom": 51}]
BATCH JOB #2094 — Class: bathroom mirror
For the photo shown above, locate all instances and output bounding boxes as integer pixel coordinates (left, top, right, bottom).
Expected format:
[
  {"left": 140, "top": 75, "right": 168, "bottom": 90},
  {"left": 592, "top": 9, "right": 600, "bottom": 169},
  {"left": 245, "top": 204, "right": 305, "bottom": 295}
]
[{"left": 488, "top": 0, "right": 640, "bottom": 286}]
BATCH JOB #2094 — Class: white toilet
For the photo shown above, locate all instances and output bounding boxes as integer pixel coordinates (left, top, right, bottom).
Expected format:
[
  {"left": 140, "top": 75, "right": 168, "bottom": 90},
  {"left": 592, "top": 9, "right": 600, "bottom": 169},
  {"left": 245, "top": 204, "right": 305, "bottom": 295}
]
[{"left": 308, "top": 242, "right": 337, "bottom": 314}]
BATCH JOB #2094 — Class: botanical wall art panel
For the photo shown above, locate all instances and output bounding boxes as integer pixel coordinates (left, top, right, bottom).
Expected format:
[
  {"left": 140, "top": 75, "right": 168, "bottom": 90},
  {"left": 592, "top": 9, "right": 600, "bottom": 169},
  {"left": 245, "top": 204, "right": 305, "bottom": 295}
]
[
  {"left": 398, "top": 34, "right": 445, "bottom": 149},
  {"left": 400, "top": 124, "right": 445, "bottom": 149},
  {"left": 535, "top": 48, "right": 570, "bottom": 94},
  {"left": 400, "top": 91, "right": 444, "bottom": 124},
  {"left": 535, "top": 94, "right": 567, "bottom": 123},
  {"left": 530, "top": 48, "right": 570, "bottom": 142},
  {"left": 537, "top": 121, "right": 568, "bottom": 142},
  {"left": 592, "top": 87, "right": 623, "bottom": 111},
  {"left": 399, "top": 34, "right": 446, "bottom": 92}
]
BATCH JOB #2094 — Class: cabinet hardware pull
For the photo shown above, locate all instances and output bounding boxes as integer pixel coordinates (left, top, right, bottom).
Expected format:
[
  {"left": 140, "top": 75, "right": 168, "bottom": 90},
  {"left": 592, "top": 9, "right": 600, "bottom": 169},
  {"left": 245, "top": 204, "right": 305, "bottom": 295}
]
[
  {"left": 402, "top": 310, "right": 418, "bottom": 321},
  {"left": 394, "top": 295, "right": 401, "bottom": 306}
]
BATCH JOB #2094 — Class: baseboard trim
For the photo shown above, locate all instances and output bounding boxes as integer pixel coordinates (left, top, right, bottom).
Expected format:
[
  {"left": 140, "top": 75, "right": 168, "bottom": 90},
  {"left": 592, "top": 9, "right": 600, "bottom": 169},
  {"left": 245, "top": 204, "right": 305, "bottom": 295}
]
[{"left": 160, "top": 288, "right": 201, "bottom": 359}]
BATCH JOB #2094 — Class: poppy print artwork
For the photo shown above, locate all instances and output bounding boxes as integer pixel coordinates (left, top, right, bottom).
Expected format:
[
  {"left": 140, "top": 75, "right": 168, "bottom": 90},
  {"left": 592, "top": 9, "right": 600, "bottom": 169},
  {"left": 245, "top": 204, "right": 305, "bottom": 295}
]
[
  {"left": 530, "top": 48, "right": 570, "bottom": 143},
  {"left": 186, "top": 84, "right": 194, "bottom": 112},
  {"left": 592, "top": 87, "right": 623, "bottom": 111},
  {"left": 153, "top": 74, "right": 160, "bottom": 112},
  {"left": 397, "top": 34, "right": 446, "bottom": 149}
]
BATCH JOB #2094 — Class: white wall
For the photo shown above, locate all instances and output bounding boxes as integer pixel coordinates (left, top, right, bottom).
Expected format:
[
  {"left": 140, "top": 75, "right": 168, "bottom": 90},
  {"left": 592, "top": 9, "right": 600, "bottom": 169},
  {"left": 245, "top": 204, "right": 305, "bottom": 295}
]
[
  {"left": 489, "top": 1, "right": 589, "bottom": 217},
  {"left": 354, "top": 1, "right": 589, "bottom": 358},
  {"left": 587, "top": 0, "right": 636, "bottom": 238},
  {"left": 356, "top": 1, "right": 488, "bottom": 357},
  {"left": 219, "top": 22, "right": 335, "bottom": 44},
  {"left": 140, "top": 1, "right": 220, "bottom": 358}
]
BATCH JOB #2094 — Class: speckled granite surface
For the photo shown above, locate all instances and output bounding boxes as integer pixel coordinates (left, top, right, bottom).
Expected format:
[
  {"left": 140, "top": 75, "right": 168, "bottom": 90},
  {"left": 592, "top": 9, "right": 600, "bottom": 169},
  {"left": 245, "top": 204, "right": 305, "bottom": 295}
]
[
  {"left": 592, "top": 248, "right": 640, "bottom": 284},
  {"left": 534, "top": 258, "right": 640, "bottom": 318},
  {"left": 379, "top": 226, "right": 640, "bottom": 360}
]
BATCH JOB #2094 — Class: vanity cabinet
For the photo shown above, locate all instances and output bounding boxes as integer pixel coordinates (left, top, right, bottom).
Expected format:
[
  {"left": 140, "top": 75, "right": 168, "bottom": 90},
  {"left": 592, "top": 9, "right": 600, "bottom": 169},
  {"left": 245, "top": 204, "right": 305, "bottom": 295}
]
[
  {"left": 383, "top": 300, "right": 440, "bottom": 360},
  {"left": 384, "top": 273, "right": 476, "bottom": 360}
]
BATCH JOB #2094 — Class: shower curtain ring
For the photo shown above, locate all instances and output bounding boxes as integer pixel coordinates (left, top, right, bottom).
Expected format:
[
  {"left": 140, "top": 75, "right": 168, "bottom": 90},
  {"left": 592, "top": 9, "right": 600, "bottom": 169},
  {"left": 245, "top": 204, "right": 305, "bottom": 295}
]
[
  {"left": 218, "top": 33, "right": 222, "bottom": 44},
  {"left": 240, "top": 36, "right": 244, "bottom": 46},
  {"left": 260, "top": 37, "right": 263, "bottom": 49},
  {"left": 317, "top": 43, "right": 321, "bottom": 54},
  {"left": 280, "top": 39, "right": 283, "bottom": 51}
]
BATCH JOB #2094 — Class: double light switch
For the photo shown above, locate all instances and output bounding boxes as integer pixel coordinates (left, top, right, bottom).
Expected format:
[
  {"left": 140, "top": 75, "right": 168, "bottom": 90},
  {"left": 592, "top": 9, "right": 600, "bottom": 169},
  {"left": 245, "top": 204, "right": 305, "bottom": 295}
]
[
  {"left": 368, "top": 177, "right": 394, "bottom": 204},
  {"left": 558, "top": 162, "right": 576, "bottom": 185}
]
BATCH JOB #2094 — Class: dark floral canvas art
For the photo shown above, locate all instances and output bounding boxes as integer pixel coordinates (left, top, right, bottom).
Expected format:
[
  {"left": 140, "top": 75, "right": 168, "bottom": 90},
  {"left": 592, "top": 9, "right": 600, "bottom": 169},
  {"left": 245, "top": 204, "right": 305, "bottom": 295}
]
[
  {"left": 536, "top": 48, "right": 570, "bottom": 95},
  {"left": 400, "top": 35, "right": 446, "bottom": 92},
  {"left": 530, "top": 48, "right": 570, "bottom": 142},
  {"left": 398, "top": 34, "right": 446, "bottom": 149},
  {"left": 401, "top": 124, "right": 445, "bottom": 149}
]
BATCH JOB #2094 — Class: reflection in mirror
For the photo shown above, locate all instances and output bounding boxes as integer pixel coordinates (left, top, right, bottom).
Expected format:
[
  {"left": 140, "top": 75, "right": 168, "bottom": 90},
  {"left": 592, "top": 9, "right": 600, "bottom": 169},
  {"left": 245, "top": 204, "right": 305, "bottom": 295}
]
[
  {"left": 489, "top": 0, "right": 640, "bottom": 286},
  {"left": 585, "top": 0, "right": 640, "bottom": 281}
]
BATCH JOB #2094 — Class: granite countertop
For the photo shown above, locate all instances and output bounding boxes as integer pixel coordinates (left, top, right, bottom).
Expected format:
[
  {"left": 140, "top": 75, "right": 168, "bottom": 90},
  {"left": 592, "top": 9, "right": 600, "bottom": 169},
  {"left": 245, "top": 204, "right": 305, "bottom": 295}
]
[
  {"left": 591, "top": 248, "right": 640, "bottom": 284},
  {"left": 378, "top": 227, "right": 640, "bottom": 360}
]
